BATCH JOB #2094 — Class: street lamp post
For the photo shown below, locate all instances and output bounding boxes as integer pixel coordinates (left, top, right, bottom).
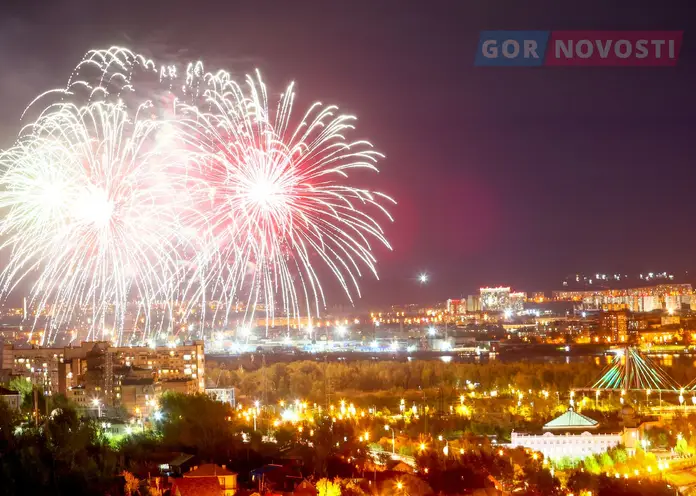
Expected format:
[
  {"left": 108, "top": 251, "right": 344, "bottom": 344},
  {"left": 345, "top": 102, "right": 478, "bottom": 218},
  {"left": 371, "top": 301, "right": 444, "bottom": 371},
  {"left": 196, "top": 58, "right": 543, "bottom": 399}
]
[
  {"left": 385, "top": 425, "right": 395, "bottom": 455},
  {"left": 92, "top": 399, "right": 102, "bottom": 418}
]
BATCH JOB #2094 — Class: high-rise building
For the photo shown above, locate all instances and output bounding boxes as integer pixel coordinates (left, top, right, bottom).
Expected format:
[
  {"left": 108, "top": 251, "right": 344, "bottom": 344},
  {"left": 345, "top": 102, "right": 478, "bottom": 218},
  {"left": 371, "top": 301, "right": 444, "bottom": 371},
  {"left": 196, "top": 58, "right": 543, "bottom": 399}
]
[
  {"left": 553, "top": 283, "right": 692, "bottom": 312},
  {"left": 509, "top": 292, "right": 527, "bottom": 313},
  {"left": 446, "top": 298, "right": 466, "bottom": 315},
  {"left": 530, "top": 292, "right": 546, "bottom": 303},
  {"left": 3, "top": 340, "right": 206, "bottom": 416},
  {"left": 600, "top": 311, "right": 629, "bottom": 343},
  {"left": 480, "top": 287, "right": 511, "bottom": 311},
  {"left": 466, "top": 295, "right": 481, "bottom": 313}
]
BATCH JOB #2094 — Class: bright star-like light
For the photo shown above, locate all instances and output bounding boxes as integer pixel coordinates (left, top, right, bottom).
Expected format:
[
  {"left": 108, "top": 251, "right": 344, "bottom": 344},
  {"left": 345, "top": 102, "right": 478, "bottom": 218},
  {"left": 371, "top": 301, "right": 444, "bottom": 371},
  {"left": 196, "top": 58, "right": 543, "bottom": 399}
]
[{"left": 418, "top": 273, "right": 429, "bottom": 284}]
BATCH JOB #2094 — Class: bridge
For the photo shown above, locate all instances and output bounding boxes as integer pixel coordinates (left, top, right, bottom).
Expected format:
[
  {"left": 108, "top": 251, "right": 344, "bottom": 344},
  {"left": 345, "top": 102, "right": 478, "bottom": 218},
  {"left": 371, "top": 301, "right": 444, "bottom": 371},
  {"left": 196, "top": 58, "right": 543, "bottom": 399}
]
[{"left": 574, "top": 347, "right": 691, "bottom": 395}]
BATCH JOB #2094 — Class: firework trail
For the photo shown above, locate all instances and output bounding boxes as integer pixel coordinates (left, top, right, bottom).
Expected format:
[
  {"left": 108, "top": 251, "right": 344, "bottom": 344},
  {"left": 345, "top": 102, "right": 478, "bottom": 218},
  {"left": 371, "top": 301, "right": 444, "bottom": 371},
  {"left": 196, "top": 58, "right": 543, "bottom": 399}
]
[
  {"left": 0, "top": 47, "right": 394, "bottom": 344},
  {"left": 0, "top": 48, "right": 195, "bottom": 345},
  {"left": 178, "top": 71, "right": 394, "bottom": 332}
]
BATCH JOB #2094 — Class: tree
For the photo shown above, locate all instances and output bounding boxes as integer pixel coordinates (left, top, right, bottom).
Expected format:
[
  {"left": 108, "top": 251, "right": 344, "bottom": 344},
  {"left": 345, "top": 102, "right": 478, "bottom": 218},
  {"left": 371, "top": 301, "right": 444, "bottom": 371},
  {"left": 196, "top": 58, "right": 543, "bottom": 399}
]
[
  {"left": 676, "top": 437, "right": 689, "bottom": 456},
  {"left": 8, "top": 377, "right": 32, "bottom": 402},
  {"left": 316, "top": 477, "right": 341, "bottom": 496},
  {"left": 341, "top": 478, "right": 368, "bottom": 495},
  {"left": 122, "top": 470, "right": 141, "bottom": 496},
  {"left": 583, "top": 454, "right": 601, "bottom": 474},
  {"left": 599, "top": 452, "right": 614, "bottom": 470},
  {"left": 612, "top": 447, "right": 628, "bottom": 464},
  {"left": 158, "top": 392, "right": 237, "bottom": 460}
]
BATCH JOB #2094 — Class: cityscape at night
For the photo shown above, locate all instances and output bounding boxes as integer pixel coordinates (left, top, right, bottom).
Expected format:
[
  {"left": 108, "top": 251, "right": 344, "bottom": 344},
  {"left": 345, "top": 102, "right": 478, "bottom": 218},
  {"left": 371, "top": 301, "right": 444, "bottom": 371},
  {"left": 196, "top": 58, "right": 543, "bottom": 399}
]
[{"left": 1, "top": 1, "right": 696, "bottom": 496}]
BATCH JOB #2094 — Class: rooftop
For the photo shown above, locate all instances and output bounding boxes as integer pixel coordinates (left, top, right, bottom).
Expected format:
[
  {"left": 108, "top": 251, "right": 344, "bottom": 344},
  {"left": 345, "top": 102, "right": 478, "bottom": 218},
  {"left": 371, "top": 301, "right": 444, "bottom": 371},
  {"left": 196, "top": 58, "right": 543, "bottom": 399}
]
[
  {"left": 543, "top": 408, "right": 599, "bottom": 430},
  {"left": 184, "top": 464, "right": 236, "bottom": 478},
  {"left": 171, "top": 478, "right": 222, "bottom": 496},
  {"left": 0, "top": 386, "right": 20, "bottom": 396}
]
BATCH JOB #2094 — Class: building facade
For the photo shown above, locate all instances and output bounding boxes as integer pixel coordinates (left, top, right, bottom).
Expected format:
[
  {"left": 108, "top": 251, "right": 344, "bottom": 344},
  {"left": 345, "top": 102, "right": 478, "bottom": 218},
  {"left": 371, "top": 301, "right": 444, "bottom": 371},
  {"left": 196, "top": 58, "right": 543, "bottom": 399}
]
[
  {"left": 511, "top": 409, "right": 624, "bottom": 460},
  {"left": 480, "top": 287, "right": 511, "bottom": 311},
  {"left": 600, "top": 311, "right": 629, "bottom": 343},
  {"left": 2, "top": 340, "right": 205, "bottom": 416},
  {"left": 0, "top": 386, "right": 21, "bottom": 411}
]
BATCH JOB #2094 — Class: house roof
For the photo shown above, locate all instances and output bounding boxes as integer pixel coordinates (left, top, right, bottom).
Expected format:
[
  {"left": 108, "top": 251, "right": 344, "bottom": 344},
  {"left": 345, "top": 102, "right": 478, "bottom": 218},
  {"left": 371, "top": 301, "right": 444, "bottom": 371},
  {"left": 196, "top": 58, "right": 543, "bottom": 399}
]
[
  {"left": 0, "top": 386, "right": 20, "bottom": 396},
  {"left": 184, "top": 464, "right": 236, "bottom": 477},
  {"left": 169, "top": 453, "right": 195, "bottom": 467},
  {"left": 543, "top": 408, "right": 599, "bottom": 430},
  {"left": 172, "top": 478, "right": 223, "bottom": 496},
  {"left": 293, "top": 479, "right": 317, "bottom": 496},
  {"left": 250, "top": 464, "right": 284, "bottom": 476}
]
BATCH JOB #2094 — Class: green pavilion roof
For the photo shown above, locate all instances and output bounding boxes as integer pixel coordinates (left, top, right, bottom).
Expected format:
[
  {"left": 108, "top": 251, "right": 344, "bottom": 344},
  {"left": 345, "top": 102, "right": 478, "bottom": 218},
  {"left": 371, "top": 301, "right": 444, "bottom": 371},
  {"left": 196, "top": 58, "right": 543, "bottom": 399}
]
[{"left": 543, "top": 409, "right": 598, "bottom": 430}]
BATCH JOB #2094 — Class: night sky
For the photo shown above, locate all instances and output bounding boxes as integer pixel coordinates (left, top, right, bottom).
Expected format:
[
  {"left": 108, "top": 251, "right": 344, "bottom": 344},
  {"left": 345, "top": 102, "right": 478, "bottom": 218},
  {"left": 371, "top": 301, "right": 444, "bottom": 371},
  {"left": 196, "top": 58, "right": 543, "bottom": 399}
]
[{"left": 1, "top": 1, "right": 695, "bottom": 308}]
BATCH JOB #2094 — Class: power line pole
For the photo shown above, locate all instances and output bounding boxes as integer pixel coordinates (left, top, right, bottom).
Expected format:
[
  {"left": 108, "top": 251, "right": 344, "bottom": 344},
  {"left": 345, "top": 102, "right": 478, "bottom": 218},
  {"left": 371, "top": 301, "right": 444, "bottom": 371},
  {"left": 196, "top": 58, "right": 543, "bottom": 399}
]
[{"left": 33, "top": 387, "right": 39, "bottom": 428}]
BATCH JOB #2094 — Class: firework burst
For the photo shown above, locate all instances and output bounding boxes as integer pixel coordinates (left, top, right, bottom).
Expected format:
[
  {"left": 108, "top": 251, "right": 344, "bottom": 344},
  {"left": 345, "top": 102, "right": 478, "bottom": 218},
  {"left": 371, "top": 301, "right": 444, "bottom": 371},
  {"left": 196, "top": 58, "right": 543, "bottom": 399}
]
[
  {"left": 0, "top": 48, "right": 195, "bottom": 345},
  {"left": 0, "top": 47, "right": 394, "bottom": 344},
  {"left": 179, "top": 71, "right": 394, "bottom": 330}
]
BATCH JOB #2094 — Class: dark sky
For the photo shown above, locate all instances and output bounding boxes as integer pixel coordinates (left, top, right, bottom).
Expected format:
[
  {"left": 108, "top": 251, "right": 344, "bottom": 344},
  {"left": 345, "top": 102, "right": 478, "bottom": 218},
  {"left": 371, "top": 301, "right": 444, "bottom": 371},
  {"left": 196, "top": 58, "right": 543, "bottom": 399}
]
[{"left": 1, "top": 1, "right": 695, "bottom": 308}]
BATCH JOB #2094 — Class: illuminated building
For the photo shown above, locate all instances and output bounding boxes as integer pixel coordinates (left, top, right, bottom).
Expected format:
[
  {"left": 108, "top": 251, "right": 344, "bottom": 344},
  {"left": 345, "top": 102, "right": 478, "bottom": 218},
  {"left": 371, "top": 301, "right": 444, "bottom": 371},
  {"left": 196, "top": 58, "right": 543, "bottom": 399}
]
[
  {"left": 600, "top": 311, "right": 628, "bottom": 343},
  {"left": 446, "top": 298, "right": 466, "bottom": 315},
  {"left": 206, "top": 387, "right": 236, "bottom": 407},
  {"left": 467, "top": 295, "right": 481, "bottom": 313},
  {"left": 553, "top": 284, "right": 692, "bottom": 312},
  {"left": 480, "top": 287, "right": 511, "bottom": 311},
  {"left": 511, "top": 409, "right": 623, "bottom": 460},
  {"left": 0, "top": 344, "right": 63, "bottom": 395},
  {"left": 2, "top": 340, "right": 206, "bottom": 415},
  {"left": 120, "top": 377, "right": 161, "bottom": 417},
  {"left": 0, "top": 386, "right": 21, "bottom": 411},
  {"left": 638, "top": 329, "right": 679, "bottom": 345},
  {"left": 661, "top": 314, "right": 680, "bottom": 326},
  {"left": 181, "top": 464, "right": 238, "bottom": 496},
  {"left": 530, "top": 292, "right": 546, "bottom": 303},
  {"left": 509, "top": 292, "right": 527, "bottom": 313},
  {"left": 111, "top": 341, "right": 206, "bottom": 392}
]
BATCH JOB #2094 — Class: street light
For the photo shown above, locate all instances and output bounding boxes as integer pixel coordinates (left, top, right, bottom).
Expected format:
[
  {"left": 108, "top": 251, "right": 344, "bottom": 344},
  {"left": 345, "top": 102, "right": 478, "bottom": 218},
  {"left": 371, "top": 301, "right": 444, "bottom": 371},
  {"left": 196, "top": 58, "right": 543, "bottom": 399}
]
[
  {"left": 385, "top": 425, "right": 395, "bottom": 454},
  {"left": 92, "top": 398, "right": 102, "bottom": 418}
]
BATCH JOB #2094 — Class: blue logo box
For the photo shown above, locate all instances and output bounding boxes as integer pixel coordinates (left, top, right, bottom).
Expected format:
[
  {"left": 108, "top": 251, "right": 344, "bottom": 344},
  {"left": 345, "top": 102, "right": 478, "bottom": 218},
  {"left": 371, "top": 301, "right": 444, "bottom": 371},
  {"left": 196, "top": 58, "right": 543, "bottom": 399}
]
[{"left": 475, "top": 31, "right": 551, "bottom": 66}]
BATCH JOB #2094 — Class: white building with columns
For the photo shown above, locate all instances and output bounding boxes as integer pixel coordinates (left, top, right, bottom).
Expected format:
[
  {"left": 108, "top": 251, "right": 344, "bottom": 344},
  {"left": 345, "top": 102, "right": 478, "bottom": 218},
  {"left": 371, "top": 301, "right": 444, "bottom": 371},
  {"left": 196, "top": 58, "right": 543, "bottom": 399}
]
[{"left": 511, "top": 408, "right": 625, "bottom": 460}]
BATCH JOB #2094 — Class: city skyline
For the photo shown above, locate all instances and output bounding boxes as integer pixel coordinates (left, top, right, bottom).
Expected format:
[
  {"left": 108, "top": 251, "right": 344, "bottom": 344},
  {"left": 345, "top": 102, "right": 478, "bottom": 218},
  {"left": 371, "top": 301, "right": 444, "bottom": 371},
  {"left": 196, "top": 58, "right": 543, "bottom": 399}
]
[{"left": 1, "top": 3, "right": 695, "bottom": 495}]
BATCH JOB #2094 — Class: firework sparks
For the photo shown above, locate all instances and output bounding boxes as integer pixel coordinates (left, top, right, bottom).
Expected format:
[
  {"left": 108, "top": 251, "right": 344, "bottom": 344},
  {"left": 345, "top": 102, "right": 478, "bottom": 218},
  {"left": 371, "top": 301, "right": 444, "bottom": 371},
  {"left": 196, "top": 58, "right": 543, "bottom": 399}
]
[
  {"left": 178, "top": 71, "right": 394, "bottom": 331},
  {"left": 0, "top": 47, "right": 394, "bottom": 344},
  {"left": 0, "top": 48, "right": 195, "bottom": 345}
]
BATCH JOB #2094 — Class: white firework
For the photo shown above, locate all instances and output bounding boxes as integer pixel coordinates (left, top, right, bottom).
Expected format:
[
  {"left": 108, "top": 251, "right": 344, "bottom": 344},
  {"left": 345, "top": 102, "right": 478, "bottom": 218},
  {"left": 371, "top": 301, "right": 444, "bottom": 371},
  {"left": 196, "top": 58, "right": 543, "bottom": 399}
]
[{"left": 178, "top": 71, "right": 394, "bottom": 331}]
